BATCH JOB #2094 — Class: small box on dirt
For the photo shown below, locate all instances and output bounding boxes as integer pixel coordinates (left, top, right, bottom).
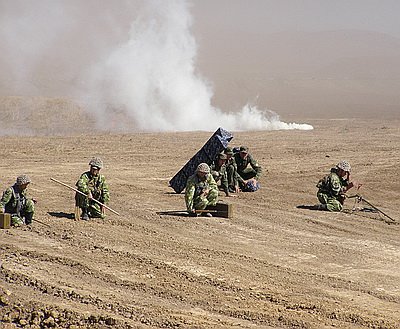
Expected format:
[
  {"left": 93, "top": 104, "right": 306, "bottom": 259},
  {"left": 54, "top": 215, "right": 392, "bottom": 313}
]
[
  {"left": 0, "top": 213, "right": 11, "bottom": 229},
  {"left": 206, "top": 202, "right": 233, "bottom": 219}
]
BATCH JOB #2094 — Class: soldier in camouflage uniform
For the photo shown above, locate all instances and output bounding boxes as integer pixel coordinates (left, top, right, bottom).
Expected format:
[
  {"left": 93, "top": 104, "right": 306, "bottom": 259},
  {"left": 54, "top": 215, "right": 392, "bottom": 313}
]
[
  {"left": 233, "top": 146, "right": 262, "bottom": 192},
  {"left": 0, "top": 175, "right": 35, "bottom": 226},
  {"left": 185, "top": 163, "right": 218, "bottom": 217},
  {"left": 210, "top": 153, "right": 230, "bottom": 196},
  {"left": 75, "top": 157, "right": 110, "bottom": 220},
  {"left": 315, "top": 160, "right": 355, "bottom": 211},
  {"left": 298, "top": 160, "right": 355, "bottom": 212},
  {"left": 224, "top": 147, "right": 240, "bottom": 193}
]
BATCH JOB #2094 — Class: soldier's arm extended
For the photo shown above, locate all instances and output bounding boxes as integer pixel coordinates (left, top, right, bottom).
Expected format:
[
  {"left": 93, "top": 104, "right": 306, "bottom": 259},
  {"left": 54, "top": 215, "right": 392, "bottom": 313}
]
[
  {"left": 0, "top": 188, "right": 13, "bottom": 212},
  {"left": 100, "top": 176, "right": 110, "bottom": 204},
  {"left": 329, "top": 174, "right": 342, "bottom": 196},
  {"left": 185, "top": 180, "right": 196, "bottom": 212},
  {"left": 220, "top": 168, "right": 230, "bottom": 196},
  {"left": 208, "top": 174, "right": 218, "bottom": 193}
]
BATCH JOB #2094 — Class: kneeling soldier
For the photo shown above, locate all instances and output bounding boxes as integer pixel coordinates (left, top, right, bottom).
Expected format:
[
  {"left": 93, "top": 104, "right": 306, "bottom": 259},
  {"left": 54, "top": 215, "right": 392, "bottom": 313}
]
[
  {"left": 75, "top": 157, "right": 110, "bottom": 220},
  {"left": 210, "top": 153, "right": 230, "bottom": 196},
  {"left": 0, "top": 175, "right": 35, "bottom": 226},
  {"left": 185, "top": 163, "right": 218, "bottom": 217}
]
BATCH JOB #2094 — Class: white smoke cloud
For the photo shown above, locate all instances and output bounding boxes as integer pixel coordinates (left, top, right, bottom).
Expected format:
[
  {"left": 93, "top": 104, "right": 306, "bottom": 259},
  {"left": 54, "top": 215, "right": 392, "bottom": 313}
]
[{"left": 0, "top": 0, "right": 313, "bottom": 132}]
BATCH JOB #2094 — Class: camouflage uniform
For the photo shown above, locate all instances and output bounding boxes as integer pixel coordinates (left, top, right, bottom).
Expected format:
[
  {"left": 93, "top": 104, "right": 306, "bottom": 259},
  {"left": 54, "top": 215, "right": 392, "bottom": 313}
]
[
  {"left": 0, "top": 175, "right": 35, "bottom": 226},
  {"left": 224, "top": 147, "right": 239, "bottom": 192},
  {"left": 210, "top": 154, "right": 229, "bottom": 196},
  {"left": 233, "top": 147, "right": 262, "bottom": 190},
  {"left": 316, "top": 167, "right": 350, "bottom": 212},
  {"left": 185, "top": 171, "right": 218, "bottom": 212},
  {"left": 76, "top": 157, "right": 110, "bottom": 219}
]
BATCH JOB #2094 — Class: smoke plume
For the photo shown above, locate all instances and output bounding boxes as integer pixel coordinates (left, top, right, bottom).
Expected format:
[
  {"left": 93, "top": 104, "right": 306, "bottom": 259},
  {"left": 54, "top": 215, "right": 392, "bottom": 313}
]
[{"left": 0, "top": 0, "right": 313, "bottom": 132}]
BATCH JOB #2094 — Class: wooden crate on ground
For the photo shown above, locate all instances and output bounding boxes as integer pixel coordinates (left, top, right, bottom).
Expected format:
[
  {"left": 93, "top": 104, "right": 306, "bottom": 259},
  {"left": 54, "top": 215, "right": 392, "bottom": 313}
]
[
  {"left": 0, "top": 213, "right": 11, "bottom": 229},
  {"left": 206, "top": 202, "right": 233, "bottom": 219}
]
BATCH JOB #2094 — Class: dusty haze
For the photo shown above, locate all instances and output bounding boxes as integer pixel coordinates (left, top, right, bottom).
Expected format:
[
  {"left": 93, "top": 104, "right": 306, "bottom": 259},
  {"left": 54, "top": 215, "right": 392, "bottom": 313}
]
[{"left": 2, "top": 1, "right": 399, "bottom": 134}]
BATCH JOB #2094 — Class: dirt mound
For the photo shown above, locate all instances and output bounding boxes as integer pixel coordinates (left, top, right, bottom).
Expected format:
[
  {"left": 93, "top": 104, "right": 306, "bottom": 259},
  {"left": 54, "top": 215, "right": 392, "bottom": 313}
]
[{"left": 0, "top": 96, "right": 96, "bottom": 135}]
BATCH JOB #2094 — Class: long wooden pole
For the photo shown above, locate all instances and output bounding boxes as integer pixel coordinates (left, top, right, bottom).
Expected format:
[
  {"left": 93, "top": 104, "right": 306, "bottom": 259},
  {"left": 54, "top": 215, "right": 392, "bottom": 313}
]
[{"left": 50, "top": 177, "right": 120, "bottom": 216}]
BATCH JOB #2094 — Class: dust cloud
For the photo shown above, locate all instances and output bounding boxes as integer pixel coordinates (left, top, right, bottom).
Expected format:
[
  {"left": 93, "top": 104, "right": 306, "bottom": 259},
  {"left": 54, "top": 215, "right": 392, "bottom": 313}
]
[{"left": 0, "top": 0, "right": 313, "bottom": 132}]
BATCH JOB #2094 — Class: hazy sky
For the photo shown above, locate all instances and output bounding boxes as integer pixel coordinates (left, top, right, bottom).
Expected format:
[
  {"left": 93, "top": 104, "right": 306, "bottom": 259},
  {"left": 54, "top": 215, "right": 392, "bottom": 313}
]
[{"left": 193, "top": 0, "right": 400, "bottom": 38}]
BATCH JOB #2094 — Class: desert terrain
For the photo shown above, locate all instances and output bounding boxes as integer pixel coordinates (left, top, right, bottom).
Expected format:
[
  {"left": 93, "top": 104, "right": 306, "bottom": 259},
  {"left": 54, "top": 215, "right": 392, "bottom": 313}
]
[{"left": 0, "top": 117, "right": 399, "bottom": 328}]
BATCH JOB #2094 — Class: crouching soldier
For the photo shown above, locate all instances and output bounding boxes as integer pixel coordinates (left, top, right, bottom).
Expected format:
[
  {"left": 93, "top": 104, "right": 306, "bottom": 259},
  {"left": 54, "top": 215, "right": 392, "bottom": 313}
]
[
  {"left": 224, "top": 147, "right": 240, "bottom": 193},
  {"left": 0, "top": 175, "right": 35, "bottom": 226},
  {"left": 298, "top": 160, "right": 356, "bottom": 212},
  {"left": 316, "top": 160, "right": 355, "bottom": 211},
  {"left": 210, "top": 153, "right": 231, "bottom": 196},
  {"left": 75, "top": 157, "right": 109, "bottom": 220},
  {"left": 185, "top": 163, "right": 218, "bottom": 217},
  {"left": 234, "top": 146, "right": 262, "bottom": 192}
]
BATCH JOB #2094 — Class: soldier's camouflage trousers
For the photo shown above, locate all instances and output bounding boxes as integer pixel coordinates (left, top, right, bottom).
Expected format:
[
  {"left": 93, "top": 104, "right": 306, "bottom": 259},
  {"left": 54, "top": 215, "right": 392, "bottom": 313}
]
[
  {"left": 317, "top": 192, "right": 343, "bottom": 212},
  {"left": 226, "top": 164, "right": 237, "bottom": 189},
  {"left": 193, "top": 189, "right": 218, "bottom": 210},
  {"left": 11, "top": 199, "right": 35, "bottom": 226},
  {"left": 75, "top": 193, "right": 105, "bottom": 219}
]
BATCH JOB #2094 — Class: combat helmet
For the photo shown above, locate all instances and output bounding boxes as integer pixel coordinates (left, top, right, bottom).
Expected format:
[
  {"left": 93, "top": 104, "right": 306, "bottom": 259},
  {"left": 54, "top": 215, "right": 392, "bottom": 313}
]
[
  {"left": 89, "top": 157, "right": 103, "bottom": 169},
  {"left": 224, "top": 147, "right": 234, "bottom": 155},
  {"left": 218, "top": 153, "right": 228, "bottom": 160},
  {"left": 336, "top": 160, "right": 351, "bottom": 172},
  {"left": 196, "top": 163, "right": 210, "bottom": 174},
  {"left": 16, "top": 174, "right": 31, "bottom": 185}
]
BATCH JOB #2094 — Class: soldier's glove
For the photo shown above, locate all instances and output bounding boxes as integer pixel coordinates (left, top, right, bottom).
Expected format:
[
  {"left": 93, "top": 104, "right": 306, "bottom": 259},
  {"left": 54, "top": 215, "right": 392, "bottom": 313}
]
[{"left": 32, "top": 198, "right": 38, "bottom": 204}]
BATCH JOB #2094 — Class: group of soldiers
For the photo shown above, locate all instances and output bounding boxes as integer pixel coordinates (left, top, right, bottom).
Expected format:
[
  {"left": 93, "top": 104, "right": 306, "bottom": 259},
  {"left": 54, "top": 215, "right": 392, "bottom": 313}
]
[
  {"left": 185, "top": 144, "right": 357, "bottom": 217},
  {"left": 185, "top": 145, "right": 263, "bottom": 217},
  {"left": 1, "top": 150, "right": 356, "bottom": 225},
  {"left": 0, "top": 157, "right": 109, "bottom": 226}
]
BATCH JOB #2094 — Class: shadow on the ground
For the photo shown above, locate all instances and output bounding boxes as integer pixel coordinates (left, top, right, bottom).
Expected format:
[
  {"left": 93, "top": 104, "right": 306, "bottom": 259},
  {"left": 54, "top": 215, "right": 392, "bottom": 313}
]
[
  {"left": 47, "top": 212, "right": 75, "bottom": 219},
  {"left": 156, "top": 211, "right": 190, "bottom": 217}
]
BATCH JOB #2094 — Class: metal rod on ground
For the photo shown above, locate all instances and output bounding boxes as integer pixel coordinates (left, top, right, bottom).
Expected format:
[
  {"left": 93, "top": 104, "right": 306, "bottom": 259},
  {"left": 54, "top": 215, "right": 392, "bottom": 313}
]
[
  {"left": 347, "top": 194, "right": 396, "bottom": 222},
  {"left": 50, "top": 177, "right": 120, "bottom": 216}
]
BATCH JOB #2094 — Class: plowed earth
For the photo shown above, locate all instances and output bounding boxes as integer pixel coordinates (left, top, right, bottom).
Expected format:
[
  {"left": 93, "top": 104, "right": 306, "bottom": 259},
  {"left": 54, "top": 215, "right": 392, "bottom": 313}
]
[{"left": 1, "top": 119, "right": 399, "bottom": 328}]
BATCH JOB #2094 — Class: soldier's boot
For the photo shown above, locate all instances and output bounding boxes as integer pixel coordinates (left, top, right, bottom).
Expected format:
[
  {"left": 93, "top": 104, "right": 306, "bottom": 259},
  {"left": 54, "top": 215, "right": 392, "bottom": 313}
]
[
  {"left": 25, "top": 212, "right": 33, "bottom": 225},
  {"left": 81, "top": 208, "right": 89, "bottom": 221}
]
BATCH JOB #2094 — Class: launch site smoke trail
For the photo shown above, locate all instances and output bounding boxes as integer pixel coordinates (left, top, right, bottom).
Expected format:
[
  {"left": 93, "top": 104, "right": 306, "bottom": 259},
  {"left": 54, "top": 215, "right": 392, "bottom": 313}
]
[{"left": 0, "top": 0, "right": 313, "bottom": 132}]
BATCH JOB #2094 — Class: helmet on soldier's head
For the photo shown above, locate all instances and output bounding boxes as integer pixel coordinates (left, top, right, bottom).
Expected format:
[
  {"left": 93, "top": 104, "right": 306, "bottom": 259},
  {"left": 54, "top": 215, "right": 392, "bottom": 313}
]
[
  {"left": 196, "top": 163, "right": 210, "bottom": 174},
  {"left": 89, "top": 157, "right": 103, "bottom": 169},
  {"left": 218, "top": 153, "right": 228, "bottom": 160},
  {"left": 16, "top": 174, "right": 31, "bottom": 185},
  {"left": 224, "top": 147, "right": 234, "bottom": 155},
  {"left": 337, "top": 160, "right": 351, "bottom": 172}
]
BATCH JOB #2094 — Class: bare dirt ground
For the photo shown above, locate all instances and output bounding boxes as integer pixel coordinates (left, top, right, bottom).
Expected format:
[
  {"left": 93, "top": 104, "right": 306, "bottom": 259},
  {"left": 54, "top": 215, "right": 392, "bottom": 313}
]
[{"left": 1, "top": 119, "right": 399, "bottom": 328}]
